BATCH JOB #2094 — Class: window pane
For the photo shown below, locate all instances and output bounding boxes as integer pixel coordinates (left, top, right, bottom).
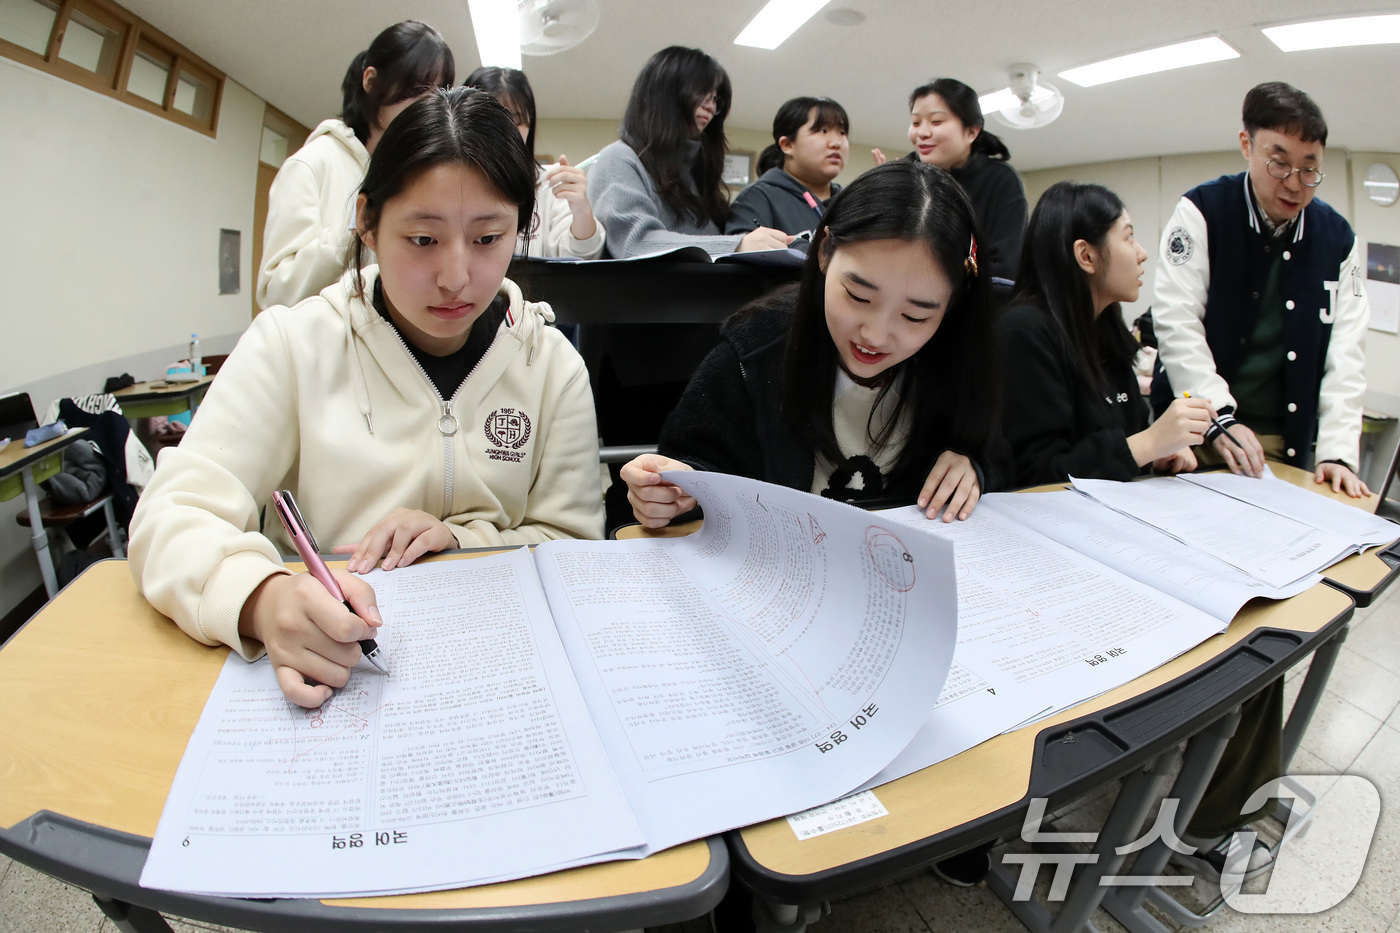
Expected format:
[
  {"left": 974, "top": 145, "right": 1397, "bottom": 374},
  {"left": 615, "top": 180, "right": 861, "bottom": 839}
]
[
  {"left": 57, "top": 8, "right": 119, "bottom": 79},
  {"left": 0, "top": 0, "right": 58, "bottom": 55},
  {"left": 127, "top": 49, "right": 168, "bottom": 104},
  {"left": 172, "top": 68, "right": 213, "bottom": 121},
  {"left": 259, "top": 126, "right": 288, "bottom": 167}
]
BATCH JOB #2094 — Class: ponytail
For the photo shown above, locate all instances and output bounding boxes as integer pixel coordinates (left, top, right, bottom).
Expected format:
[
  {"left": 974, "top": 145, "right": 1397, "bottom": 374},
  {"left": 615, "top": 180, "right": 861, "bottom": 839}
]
[
  {"left": 340, "top": 21, "right": 455, "bottom": 146},
  {"left": 756, "top": 142, "right": 785, "bottom": 175}
]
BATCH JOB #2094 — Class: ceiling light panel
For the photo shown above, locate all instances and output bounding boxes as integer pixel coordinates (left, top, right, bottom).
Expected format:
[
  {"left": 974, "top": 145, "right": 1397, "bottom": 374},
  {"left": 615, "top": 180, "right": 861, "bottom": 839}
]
[
  {"left": 734, "top": 0, "right": 834, "bottom": 50},
  {"left": 1263, "top": 14, "right": 1400, "bottom": 51},
  {"left": 1058, "top": 36, "right": 1239, "bottom": 88},
  {"left": 468, "top": 0, "right": 521, "bottom": 69}
]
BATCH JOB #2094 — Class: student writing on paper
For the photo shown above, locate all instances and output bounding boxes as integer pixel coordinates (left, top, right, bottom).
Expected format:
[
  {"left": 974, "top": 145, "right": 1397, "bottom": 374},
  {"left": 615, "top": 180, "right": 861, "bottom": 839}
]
[
  {"left": 999, "top": 182, "right": 1213, "bottom": 485},
  {"left": 1151, "top": 82, "right": 1370, "bottom": 496},
  {"left": 873, "top": 78, "right": 1026, "bottom": 284},
  {"left": 464, "top": 66, "right": 605, "bottom": 260},
  {"left": 620, "top": 161, "right": 1001, "bottom": 527},
  {"left": 256, "top": 21, "right": 455, "bottom": 310},
  {"left": 726, "top": 96, "right": 849, "bottom": 236},
  {"left": 586, "top": 46, "right": 792, "bottom": 258},
  {"left": 131, "top": 89, "right": 604, "bottom": 708}
]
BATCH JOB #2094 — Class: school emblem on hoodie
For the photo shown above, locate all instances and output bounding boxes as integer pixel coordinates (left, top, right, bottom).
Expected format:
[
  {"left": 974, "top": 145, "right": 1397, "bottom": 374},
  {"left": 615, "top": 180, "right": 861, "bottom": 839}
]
[{"left": 484, "top": 408, "right": 532, "bottom": 462}]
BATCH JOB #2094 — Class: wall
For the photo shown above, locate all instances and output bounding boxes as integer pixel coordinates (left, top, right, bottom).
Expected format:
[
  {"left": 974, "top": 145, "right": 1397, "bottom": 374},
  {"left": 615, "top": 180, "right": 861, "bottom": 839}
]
[{"left": 0, "top": 57, "right": 264, "bottom": 616}]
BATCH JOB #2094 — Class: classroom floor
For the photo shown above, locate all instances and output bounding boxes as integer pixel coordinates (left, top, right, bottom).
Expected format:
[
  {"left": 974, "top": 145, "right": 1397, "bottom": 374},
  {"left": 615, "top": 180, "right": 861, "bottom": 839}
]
[{"left": 2, "top": 575, "right": 1399, "bottom": 933}]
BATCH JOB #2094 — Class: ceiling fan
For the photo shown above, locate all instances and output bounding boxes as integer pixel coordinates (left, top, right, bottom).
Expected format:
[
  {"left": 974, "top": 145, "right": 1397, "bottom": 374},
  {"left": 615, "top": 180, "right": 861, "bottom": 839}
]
[
  {"left": 991, "top": 63, "right": 1065, "bottom": 130},
  {"left": 518, "top": 0, "right": 600, "bottom": 56}
]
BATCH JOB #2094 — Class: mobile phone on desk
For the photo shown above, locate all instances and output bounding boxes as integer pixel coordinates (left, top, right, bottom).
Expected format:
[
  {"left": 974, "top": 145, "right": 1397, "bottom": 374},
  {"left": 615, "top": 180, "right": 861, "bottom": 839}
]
[{"left": 270, "top": 489, "right": 390, "bottom": 675}]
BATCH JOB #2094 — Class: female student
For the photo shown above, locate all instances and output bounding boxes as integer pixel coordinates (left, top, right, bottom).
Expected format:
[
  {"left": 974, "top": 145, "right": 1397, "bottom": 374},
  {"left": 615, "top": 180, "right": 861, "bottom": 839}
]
[
  {"left": 999, "top": 181, "right": 1213, "bottom": 486},
  {"left": 464, "top": 66, "right": 605, "bottom": 259},
  {"left": 620, "top": 160, "right": 1000, "bottom": 528},
  {"left": 586, "top": 45, "right": 791, "bottom": 257},
  {"left": 132, "top": 88, "right": 605, "bottom": 708},
  {"left": 875, "top": 78, "right": 1027, "bottom": 283},
  {"left": 726, "top": 96, "right": 850, "bottom": 236},
  {"left": 256, "top": 20, "right": 454, "bottom": 310}
]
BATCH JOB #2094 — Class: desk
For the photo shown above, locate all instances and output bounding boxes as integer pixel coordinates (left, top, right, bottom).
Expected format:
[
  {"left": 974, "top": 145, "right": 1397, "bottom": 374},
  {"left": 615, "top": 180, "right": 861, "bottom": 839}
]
[
  {"left": 111, "top": 376, "right": 214, "bottom": 420},
  {"left": 0, "top": 428, "right": 90, "bottom": 598},
  {"left": 0, "top": 558, "right": 727, "bottom": 933}
]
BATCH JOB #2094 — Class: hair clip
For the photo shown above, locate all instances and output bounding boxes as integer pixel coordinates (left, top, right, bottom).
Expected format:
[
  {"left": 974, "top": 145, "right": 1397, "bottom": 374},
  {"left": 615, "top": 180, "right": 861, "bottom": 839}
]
[{"left": 964, "top": 235, "right": 979, "bottom": 277}]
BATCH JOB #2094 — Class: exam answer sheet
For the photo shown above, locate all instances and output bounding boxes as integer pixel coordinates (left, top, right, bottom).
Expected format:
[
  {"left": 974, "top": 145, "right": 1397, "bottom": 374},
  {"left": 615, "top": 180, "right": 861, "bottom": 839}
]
[{"left": 141, "top": 471, "right": 958, "bottom": 898}]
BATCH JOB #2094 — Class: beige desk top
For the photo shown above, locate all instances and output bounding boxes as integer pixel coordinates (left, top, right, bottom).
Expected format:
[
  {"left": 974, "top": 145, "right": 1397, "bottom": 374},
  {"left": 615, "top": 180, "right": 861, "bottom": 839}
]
[
  {"left": 0, "top": 555, "right": 712, "bottom": 911},
  {"left": 111, "top": 376, "right": 215, "bottom": 401},
  {"left": 0, "top": 427, "right": 89, "bottom": 479}
]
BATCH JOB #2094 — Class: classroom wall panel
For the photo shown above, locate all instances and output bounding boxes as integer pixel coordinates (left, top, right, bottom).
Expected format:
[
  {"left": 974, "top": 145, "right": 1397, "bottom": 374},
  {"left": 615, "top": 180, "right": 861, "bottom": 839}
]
[
  {"left": 0, "top": 56, "right": 263, "bottom": 617},
  {"left": 1344, "top": 152, "right": 1400, "bottom": 415}
]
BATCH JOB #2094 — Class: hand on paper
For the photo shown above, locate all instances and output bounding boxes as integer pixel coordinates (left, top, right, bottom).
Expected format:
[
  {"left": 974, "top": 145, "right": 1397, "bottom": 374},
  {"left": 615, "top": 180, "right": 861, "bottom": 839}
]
[
  {"left": 737, "top": 227, "right": 795, "bottom": 253},
  {"left": 545, "top": 155, "right": 598, "bottom": 241},
  {"left": 1152, "top": 447, "right": 1197, "bottom": 475},
  {"left": 917, "top": 450, "right": 980, "bottom": 522},
  {"left": 621, "top": 454, "right": 697, "bottom": 528},
  {"left": 334, "top": 508, "right": 457, "bottom": 573},
  {"left": 1315, "top": 460, "right": 1371, "bottom": 498},
  {"left": 871, "top": 148, "right": 888, "bottom": 166},
  {"left": 238, "top": 570, "right": 383, "bottom": 708},
  {"left": 1210, "top": 421, "right": 1267, "bottom": 478},
  {"left": 1129, "top": 396, "right": 1212, "bottom": 466}
]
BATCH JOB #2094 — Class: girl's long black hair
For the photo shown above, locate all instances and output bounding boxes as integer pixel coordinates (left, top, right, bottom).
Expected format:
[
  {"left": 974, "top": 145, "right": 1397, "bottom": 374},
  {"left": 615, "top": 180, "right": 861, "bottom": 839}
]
[
  {"left": 780, "top": 160, "right": 999, "bottom": 485},
  {"left": 619, "top": 46, "right": 732, "bottom": 228},
  {"left": 1010, "top": 181, "right": 1138, "bottom": 388},
  {"left": 756, "top": 96, "right": 849, "bottom": 176},
  {"left": 347, "top": 87, "right": 538, "bottom": 290},
  {"left": 463, "top": 66, "right": 538, "bottom": 168},
  {"left": 340, "top": 20, "right": 455, "bottom": 146},
  {"left": 908, "top": 77, "right": 1011, "bottom": 162}
]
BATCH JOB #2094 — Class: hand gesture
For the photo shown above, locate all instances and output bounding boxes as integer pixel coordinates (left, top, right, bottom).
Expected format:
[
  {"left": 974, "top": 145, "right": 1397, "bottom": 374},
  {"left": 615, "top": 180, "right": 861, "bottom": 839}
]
[
  {"left": 737, "top": 227, "right": 794, "bottom": 253},
  {"left": 1315, "top": 461, "right": 1371, "bottom": 498},
  {"left": 333, "top": 508, "right": 457, "bottom": 573},
  {"left": 620, "top": 454, "right": 696, "bottom": 528},
  {"left": 1211, "top": 421, "right": 1267, "bottom": 478},
  {"left": 544, "top": 154, "right": 598, "bottom": 241},
  {"left": 1129, "top": 396, "right": 1212, "bottom": 466},
  {"left": 871, "top": 148, "right": 888, "bottom": 166},
  {"left": 238, "top": 569, "right": 382, "bottom": 708},
  {"left": 918, "top": 450, "right": 981, "bottom": 522}
]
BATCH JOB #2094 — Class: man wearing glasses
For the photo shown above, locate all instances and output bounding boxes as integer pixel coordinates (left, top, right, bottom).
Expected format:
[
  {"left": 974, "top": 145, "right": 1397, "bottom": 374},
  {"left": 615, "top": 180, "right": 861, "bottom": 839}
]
[{"left": 1152, "top": 81, "right": 1370, "bottom": 497}]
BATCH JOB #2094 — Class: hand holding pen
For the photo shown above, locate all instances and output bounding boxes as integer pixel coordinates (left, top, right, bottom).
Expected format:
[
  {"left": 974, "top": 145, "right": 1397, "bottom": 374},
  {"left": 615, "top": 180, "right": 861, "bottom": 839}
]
[
  {"left": 1183, "top": 393, "right": 1267, "bottom": 478},
  {"left": 236, "top": 492, "right": 389, "bottom": 709}
]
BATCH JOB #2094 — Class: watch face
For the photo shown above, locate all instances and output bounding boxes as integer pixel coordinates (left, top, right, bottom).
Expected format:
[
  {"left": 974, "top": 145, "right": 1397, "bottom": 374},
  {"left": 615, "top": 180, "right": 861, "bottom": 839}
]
[{"left": 1364, "top": 163, "right": 1399, "bottom": 207}]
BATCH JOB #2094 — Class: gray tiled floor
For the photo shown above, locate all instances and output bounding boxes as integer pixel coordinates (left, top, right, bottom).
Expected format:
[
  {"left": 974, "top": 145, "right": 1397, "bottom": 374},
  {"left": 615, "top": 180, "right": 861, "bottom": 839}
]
[{"left": 3, "top": 576, "right": 1399, "bottom": 933}]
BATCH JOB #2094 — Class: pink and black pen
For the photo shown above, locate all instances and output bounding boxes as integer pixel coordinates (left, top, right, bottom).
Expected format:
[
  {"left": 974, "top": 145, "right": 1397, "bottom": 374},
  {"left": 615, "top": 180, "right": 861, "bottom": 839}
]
[{"left": 271, "top": 489, "right": 389, "bottom": 675}]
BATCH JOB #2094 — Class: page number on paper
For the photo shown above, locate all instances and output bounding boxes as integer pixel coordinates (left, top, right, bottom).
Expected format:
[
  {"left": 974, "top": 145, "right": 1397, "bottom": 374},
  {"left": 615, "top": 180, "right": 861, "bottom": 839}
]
[{"left": 787, "top": 791, "right": 889, "bottom": 840}]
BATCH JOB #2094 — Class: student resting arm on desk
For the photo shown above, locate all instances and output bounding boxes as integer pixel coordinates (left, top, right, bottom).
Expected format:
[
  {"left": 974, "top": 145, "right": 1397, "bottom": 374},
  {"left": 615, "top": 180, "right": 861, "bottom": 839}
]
[
  {"left": 726, "top": 96, "right": 849, "bottom": 236},
  {"left": 464, "top": 66, "right": 604, "bottom": 259},
  {"left": 587, "top": 46, "right": 791, "bottom": 258},
  {"left": 621, "top": 161, "right": 1002, "bottom": 527},
  {"left": 256, "top": 21, "right": 454, "bottom": 310},
  {"left": 999, "top": 182, "right": 1213, "bottom": 486},
  {"left": 132, "top": 89, "right": 604, "bottom": 708}
]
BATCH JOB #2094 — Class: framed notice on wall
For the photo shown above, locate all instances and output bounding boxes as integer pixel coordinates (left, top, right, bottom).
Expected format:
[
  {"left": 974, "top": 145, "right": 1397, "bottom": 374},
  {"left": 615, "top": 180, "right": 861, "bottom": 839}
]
[{"left": 1367, "top": 242, "right": 1399, "bottom": 334}]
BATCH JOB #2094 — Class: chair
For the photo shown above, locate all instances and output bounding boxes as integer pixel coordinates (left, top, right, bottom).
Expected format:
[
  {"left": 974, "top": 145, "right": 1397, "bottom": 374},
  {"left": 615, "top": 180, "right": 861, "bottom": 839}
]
[{"left": 15, "top": 494, "right": 126, "bottom": 560}]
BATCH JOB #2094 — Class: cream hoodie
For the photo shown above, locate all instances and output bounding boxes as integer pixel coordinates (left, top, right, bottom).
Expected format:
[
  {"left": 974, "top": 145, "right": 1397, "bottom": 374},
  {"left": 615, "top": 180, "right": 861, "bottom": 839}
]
[
  {"left": 131, "top": 267, "right": 604, "bottom": 659},
  {"left": 256, "top": 118, "right": 370, "bottom": 311}
]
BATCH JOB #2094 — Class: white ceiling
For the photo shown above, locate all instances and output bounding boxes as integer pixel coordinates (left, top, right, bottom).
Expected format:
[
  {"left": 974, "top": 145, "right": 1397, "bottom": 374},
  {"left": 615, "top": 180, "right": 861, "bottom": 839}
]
[{"left": 120, "top": 0, "right": 1400, "bottom": 171}]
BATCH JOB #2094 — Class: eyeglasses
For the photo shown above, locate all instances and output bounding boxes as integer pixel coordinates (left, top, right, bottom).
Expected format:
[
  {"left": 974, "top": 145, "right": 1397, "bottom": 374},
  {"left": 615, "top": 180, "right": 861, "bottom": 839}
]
[
  {"left": 696, "top": 91, "right": 721, "bottom": 110},
  {"left": 1265, "top": 159, "right": 1324, "bottom": 188}
]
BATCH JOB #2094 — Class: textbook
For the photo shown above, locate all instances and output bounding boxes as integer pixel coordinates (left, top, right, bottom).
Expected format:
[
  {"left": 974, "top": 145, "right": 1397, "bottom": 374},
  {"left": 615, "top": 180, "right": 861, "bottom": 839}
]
[
  {"left": 140, "top": 471, "right": 959, "bottom": 898},
  {"left": 519, "top": 242, "right": 809, "bottom": 269}
]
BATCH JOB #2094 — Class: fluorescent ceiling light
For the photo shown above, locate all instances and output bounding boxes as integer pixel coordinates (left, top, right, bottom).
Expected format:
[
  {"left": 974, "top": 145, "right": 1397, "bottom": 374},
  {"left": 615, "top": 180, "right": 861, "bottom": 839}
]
[
  {"left": 1263, "top": 14, "right": 1400, "bottom": 51},
  {"left": 468, "top": 0, "right": 521, "bottom": 69},
  {"left": 978, "top": 86, "right": 1054, "bottom": 114},
  {"left": 1058, "top": 36, "right": 1238, "bottom": 88},
  {"left": 734, "top": 0, "right": 834, "bottom": 50}
]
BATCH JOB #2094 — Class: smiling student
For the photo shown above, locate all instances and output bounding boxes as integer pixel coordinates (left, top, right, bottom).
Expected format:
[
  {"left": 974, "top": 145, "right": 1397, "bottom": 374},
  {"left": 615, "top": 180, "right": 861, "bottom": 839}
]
[
  {"left": 132, "top": 88, "right": 604, "bottom": 709},
  {"left": 620, "top": 161, "right": 1001, "bottom": 528},
  {"left": 726, "top": 96, "right": 850, "bottom": 236},
  {"left": 256, "top": 20, "right": 455, "bottom": 310},
  {"left": 587, "top": 46, "right": 791, "bottom": 257},
  {"left": 1151, "top": 81, "right": 1370, "bottom": 496},
  {"left": 875, "top": 78, "right": 1027, "bottom": 284},
  {"left": 999, "top": 182, "right": 1213, "bottom": 485}
]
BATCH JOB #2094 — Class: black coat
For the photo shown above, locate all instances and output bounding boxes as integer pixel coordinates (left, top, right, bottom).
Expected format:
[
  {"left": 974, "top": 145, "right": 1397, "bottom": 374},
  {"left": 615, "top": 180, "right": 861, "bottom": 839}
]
[{"left": 998, "top": 300, "right": 1146, "bottom": 486}]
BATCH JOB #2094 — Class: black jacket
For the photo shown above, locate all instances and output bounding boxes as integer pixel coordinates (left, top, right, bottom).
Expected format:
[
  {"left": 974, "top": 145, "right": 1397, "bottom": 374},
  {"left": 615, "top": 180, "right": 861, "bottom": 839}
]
[
  {"left": 998, "top": 300, "right": 1146, "bottom": 486},
  {"left": 725, "top": 168, "right": 839, "bottom": 237},
  {"left": 659, "top": 298, "right": 996, "bottom": 503},
  {"left": 902, "top": 151, "right": 1027, "bottom": 283}
]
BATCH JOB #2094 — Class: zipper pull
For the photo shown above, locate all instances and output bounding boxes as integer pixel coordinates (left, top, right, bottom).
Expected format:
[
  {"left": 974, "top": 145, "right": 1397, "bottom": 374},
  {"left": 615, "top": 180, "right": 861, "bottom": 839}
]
[{"left": 438, "top": 401, "right": 459, "bottom": 436}]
